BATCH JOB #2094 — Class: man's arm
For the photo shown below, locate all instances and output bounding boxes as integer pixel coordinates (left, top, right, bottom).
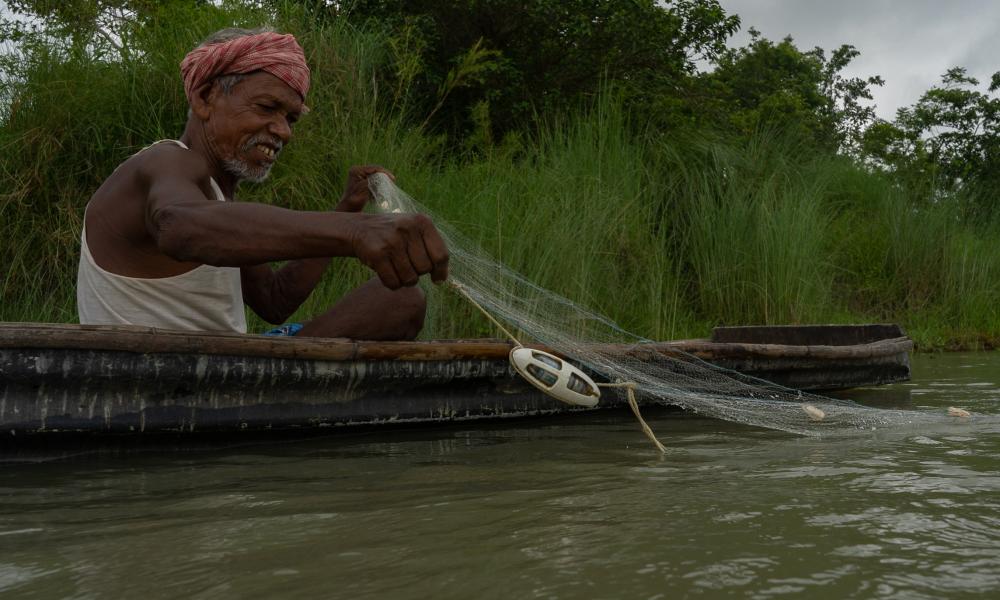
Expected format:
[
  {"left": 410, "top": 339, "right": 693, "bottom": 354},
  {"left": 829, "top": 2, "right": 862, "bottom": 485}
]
[
  {"left": 143, "top": 157, "right": 448, "bottom": 301},
  {"left": 239, "top": 166, "right": 391, "bottom": 324},
  {"left": 240, "top": 260, "right": 330, "bottom": 324}
]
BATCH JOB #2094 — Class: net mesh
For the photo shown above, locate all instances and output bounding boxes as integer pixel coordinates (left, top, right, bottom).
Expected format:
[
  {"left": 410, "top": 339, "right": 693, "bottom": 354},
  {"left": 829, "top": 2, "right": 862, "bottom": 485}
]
[{"left": 370, "top": 174, "right": 945, "bottom": 436}]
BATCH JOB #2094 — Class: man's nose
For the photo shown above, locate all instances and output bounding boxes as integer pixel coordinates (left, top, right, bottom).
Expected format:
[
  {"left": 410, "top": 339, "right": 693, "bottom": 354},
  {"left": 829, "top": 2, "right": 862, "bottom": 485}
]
[{"left": 269, "top": 116, "right": 292, "bottom": 143}]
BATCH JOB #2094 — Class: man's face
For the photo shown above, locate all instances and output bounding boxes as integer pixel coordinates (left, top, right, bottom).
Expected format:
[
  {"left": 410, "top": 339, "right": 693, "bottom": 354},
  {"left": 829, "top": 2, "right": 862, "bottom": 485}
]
[{"left": 204, "top": 71, "right": 304, "bottom": 183}]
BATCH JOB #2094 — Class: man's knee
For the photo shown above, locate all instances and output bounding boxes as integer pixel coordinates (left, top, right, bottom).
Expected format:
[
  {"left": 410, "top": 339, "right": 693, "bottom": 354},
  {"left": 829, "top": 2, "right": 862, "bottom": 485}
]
[{"left": 394, "top": 285, "right": 426, "bottom": 340}]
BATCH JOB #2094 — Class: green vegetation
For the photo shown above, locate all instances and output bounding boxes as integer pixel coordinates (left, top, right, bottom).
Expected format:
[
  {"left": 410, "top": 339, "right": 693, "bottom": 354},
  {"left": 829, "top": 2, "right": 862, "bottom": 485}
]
[{"left": 2, "top": 0, "right": 1000, "bottom": 349}]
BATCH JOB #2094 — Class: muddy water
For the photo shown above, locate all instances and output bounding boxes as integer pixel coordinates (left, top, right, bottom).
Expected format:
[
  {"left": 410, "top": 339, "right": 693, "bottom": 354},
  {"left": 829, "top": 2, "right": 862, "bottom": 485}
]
[{"left": 1, "top": 352, "right": 999, "bottom": 599}]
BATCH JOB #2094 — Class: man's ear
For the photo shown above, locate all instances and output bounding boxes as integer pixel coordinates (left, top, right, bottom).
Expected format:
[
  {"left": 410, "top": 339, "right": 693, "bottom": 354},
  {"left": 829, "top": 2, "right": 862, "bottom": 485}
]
[{"left": 190, "top": 81, "right": 217, "bottom": 120}]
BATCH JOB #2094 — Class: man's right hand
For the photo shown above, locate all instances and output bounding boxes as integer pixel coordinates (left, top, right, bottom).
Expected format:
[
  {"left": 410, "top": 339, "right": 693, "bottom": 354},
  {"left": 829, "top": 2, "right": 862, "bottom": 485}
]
[{"left": 350, "top": 213, "right": 449, "bottom": 289}]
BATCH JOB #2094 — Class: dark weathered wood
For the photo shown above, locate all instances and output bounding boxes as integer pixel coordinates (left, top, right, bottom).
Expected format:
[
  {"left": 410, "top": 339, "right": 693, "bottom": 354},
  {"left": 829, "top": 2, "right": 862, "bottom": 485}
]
[
  {"left": 711, "top": 324, "right": 906, "bottom": 346},
  {"left": 0, "top": 322, "right": 517, "bottom": 361},
  {"left": 661, "top": 337, "right": 913, "bottom": 360},
  {"left": 0, "top": 322, "right": 913, "bottom": 437},
  {"left": 0, "top": 323, "right": 911, "bottom": 362},
  {"left": 0, "top": 347, "right": 565, "bottom": 435}
]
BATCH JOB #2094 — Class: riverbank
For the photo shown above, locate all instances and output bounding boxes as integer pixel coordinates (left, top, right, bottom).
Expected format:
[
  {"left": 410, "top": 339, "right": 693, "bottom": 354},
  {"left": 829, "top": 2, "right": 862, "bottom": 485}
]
[
  {"left": 2, "top": 4, "right": 999, "bottom": 351},
  {"left": 911, "top": 333, "right": 1000, "bottom": 353}
]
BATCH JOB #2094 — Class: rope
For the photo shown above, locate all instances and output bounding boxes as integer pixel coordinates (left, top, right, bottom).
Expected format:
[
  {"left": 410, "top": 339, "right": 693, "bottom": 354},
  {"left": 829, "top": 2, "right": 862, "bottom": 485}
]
[
  {"left": 450, "top": 281, "right": 523, "bottom": 347},
  {"left": 451, "top": 281, "right": 666, "bottom": 454},
  {"left": 598, "top": 382, "right": 667, "bottom": 454}
]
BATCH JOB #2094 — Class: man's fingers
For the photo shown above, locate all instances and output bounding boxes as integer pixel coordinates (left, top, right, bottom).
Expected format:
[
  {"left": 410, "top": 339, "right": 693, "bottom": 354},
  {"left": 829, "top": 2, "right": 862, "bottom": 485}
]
[
  {"left": 390, "top": 248, "right": 420, "bottom": 287},
  {"left": 346, "top": 165, "right": 395, "bottom": 209},
  {"left": 407, "top": 234, "right": 433, "bottom": 276},
  {"left": 364, "top": 165, "right": 395, "bottom": 181},
  {"left": 418, "top": 220, "right": 449, "bottom": 283},
  {"left": 355, "top": 213, "right": 447, "bottom": 288},
  {"left": 430, "top": 258, "right": 449, "bottom": 284},
  {"left": 371, "top": 258, "right": 401, "bottom": 290},
  {"left": 351, "top": 165, "right": 395, "bottom": 182}
]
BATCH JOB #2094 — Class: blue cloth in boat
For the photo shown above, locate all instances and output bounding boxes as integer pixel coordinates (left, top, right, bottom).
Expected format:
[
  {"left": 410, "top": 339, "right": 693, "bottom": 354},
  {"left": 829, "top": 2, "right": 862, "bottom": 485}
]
[{"left": 263, "top": 323, "right": 304, "bottom": 337}]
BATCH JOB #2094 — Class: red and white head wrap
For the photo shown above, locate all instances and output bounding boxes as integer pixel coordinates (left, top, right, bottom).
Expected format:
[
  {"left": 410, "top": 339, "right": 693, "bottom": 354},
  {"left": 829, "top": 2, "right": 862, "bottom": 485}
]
[{"left": 180, "top": 31, "right": 310, "bottom": 104}]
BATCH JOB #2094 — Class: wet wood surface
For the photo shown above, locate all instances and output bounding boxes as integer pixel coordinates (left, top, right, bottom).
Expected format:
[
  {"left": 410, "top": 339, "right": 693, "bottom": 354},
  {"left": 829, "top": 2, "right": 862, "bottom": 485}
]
[{"left": 0, "top": 323, "right": 912, "bottom": 362}]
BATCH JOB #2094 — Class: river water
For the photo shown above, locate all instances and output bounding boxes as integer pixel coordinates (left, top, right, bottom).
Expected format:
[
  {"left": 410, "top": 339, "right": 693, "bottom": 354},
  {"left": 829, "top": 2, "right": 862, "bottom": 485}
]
[{"left": 2, "top": 352, "right": 999, "bottom": 599}]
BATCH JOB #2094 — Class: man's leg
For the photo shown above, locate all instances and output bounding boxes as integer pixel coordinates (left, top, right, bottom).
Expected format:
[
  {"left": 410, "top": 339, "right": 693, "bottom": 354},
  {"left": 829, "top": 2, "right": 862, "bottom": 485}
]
[{"left": 296, "top": 278, "right": 427, "bottom": 340}]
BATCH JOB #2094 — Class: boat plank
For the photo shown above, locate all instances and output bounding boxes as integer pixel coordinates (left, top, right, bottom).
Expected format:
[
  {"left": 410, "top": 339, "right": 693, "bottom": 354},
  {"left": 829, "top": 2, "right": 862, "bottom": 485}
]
[
  {"left": 712, "top": 324, "right": 906, "bottom": 345},
  {"left": 0, "top": 323, "right": 911, "bottom": 362}
]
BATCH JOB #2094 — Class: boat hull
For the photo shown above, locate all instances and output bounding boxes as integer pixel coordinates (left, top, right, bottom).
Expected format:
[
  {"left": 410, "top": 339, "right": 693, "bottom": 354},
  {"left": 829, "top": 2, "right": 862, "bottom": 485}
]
[{"left": 0, "top": 323, "right": 912, "bottom": 436}]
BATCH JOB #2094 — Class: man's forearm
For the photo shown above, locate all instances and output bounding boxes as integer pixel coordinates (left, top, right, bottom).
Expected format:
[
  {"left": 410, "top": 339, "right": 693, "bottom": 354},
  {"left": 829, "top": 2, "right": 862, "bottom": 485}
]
[
  {"left": 153, "top": 201, "right": 363, "bottom": 266},
  {"left": 270, "top": 257, "right": 332, "bottom": 320},
  {"left": 153, "top": 193, "right": 450, "bottom": 292},
  {"left": 255, "top": 194, "right": 367, "bottom": 321}
]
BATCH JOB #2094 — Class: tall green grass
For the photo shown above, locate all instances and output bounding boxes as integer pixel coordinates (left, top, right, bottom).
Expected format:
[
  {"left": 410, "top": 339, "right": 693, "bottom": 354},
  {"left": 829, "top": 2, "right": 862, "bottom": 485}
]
[
  {"left": 3, "top": 2, "right": 1000, "bottom": 348},
  {"left": 658, "top": 131, "right": 836, "bottom": 326}
]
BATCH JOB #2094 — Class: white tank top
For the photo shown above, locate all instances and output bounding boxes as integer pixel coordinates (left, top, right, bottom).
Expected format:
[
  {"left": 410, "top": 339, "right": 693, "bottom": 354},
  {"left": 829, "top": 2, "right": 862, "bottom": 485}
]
[{"left": 77, "top": 140, "right": 248, "bottom": 333}]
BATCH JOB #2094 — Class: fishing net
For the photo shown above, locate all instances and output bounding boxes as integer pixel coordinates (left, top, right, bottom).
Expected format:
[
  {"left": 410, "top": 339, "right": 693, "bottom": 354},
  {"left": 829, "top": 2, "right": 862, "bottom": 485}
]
[{"left": 369, "top": 174, "right": 950, "bottom": 439}]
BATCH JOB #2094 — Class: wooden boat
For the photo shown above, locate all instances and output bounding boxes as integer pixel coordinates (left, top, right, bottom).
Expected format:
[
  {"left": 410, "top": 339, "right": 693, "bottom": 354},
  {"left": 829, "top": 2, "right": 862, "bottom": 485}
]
[{"left": 0, "top": 323, "right": 911, "bottom": 436}]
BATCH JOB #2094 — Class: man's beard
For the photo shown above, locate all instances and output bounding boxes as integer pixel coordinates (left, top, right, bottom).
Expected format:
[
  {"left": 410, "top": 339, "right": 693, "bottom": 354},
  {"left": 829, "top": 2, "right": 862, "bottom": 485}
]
[{"left": 224, "top": 135, "right": 283, "bottom": 183}]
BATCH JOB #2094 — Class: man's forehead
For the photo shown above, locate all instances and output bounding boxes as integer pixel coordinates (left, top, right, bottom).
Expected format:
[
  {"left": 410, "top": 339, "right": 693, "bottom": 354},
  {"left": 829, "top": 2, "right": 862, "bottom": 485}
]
[{"left": 235, "top": 71, "right": 304, "bottom": 109}]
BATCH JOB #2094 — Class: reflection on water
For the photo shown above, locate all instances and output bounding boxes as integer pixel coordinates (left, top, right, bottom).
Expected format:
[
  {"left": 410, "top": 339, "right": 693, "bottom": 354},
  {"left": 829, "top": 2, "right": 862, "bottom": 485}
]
[{"left": 2, "top": 353, "right": 1000, "bottom": 598}]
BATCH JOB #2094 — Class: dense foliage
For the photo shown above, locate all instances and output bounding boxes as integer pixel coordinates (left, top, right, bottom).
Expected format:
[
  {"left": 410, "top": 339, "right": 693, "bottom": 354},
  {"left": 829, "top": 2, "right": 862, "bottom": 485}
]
[
  {"left": 2, "top": 0, "right": 1000, "bottom": 348},
  {"left": 334, "top": 0, "right": 739, "bottom": 139}
]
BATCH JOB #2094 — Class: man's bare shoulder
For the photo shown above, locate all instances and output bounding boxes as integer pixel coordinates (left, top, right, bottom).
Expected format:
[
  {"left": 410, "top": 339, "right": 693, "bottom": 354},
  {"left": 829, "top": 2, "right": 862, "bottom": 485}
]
[
  {"left": 131, "top": 142, "right": 212, "bottom": 188},
  {"left": 86, "top": 141, "right": 217, "bottom": 245},
  {"left": 84, "top": 142, "right": 218, "bottom": 272}
]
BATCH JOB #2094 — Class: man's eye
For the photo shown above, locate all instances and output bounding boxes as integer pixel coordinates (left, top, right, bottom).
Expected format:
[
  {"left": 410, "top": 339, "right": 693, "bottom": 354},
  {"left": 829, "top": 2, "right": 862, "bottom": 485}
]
[{"left": 257, "top": 103, "right": 276, "bottom": 111}]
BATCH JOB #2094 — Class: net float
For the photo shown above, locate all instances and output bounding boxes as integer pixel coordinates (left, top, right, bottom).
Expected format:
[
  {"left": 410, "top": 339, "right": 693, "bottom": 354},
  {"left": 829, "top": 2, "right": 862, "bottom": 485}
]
[{"left": 509, "top": 347, "right": 600, "bottom": 408}]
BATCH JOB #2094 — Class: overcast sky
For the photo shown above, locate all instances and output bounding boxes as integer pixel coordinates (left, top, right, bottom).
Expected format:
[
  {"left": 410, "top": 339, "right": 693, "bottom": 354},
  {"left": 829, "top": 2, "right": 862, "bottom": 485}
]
[{"left": 718, "top": 0, "right": 1000, "bottom": 120}]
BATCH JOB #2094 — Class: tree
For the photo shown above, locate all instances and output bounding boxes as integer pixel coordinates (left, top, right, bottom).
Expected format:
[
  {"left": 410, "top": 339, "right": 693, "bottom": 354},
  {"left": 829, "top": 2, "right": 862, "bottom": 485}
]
[
  {"left": 703, "top": 29, "right": 883, "bottom": 153},
  {"left": 1, "top": 0, "right": 175, "bottom": 59},
  {"left": 863, "top": 67, "right": 1000, "bottom": 213},
  {"left": 335, "top": 0, "right": 740, "bottom": 140}
]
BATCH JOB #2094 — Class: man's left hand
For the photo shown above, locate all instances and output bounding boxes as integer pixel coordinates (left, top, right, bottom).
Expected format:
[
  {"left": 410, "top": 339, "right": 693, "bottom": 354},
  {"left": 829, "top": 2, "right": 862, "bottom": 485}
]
[{"left": 336, "top": 165, "right": 395, "bottom": 212}]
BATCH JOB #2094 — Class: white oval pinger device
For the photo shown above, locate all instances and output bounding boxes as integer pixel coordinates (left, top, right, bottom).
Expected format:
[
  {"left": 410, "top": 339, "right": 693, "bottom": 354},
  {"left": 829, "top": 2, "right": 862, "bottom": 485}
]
[{"left": 509, "top": 347, "right": 601, "bottom": 408}]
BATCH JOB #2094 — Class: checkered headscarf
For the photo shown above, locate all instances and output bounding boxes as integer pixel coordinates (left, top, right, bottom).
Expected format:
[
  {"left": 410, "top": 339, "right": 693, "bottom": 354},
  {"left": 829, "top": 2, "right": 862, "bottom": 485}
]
[{"left": 181, "top": 31, "right": 310, "bottom": 103}]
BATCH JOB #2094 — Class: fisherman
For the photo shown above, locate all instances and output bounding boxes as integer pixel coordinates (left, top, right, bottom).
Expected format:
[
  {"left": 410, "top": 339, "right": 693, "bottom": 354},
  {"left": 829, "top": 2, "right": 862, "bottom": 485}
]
[{"left": 77, "top": 28, "right": 448, "bottom": 340}]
